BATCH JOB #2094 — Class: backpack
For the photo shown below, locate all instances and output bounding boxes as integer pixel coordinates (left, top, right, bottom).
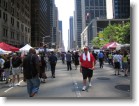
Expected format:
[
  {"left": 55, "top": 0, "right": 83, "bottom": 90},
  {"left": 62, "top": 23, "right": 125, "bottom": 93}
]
[{"left": 12, "top": 57, "right": 22, "bottom": 68}]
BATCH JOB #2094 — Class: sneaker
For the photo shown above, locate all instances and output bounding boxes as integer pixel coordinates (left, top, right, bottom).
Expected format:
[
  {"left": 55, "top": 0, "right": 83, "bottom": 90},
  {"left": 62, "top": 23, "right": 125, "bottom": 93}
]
[
  {"left": 16, "top": 83, "right": 20, "bottom": 86},
  {"left": 89, "top": 82, "right": 92, "bottom": 87},
  {"left": 82, "top": 86, "right": 86, "bottom": 91}
]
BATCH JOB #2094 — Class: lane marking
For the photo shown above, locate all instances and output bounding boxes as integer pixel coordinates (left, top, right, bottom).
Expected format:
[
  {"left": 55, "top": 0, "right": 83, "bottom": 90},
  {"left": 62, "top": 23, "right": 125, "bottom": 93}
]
[
  {"left": 73, "top": 81, "right": 81, "bottom": 97},
  {"left": 4, "top": 87, "right": 13, "bottom": 93},
  {"left": 4, "top": 80, "right": 23, "bottom": 93}
]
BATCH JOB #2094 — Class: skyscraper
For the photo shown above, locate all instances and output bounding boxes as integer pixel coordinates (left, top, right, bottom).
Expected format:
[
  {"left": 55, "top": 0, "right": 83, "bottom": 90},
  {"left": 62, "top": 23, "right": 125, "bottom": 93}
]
[
  {"left": 31, "top": 0, "right": 51, "bottom": 47},
  {"left": 58, "top": 21, "right": 63, "bottom": 49},
  {"left": 75, "top": 0, "right": 82, "bottom": 48},
  {"left": 113, "top": 0, "right": 130, "bottom": 19},
  {"left": 69, "top": 16, "right": 74, "bottom": 50}
]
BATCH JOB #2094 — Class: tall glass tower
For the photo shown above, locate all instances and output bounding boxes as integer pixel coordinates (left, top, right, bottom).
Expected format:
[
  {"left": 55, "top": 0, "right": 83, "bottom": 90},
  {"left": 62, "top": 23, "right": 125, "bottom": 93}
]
[{"left": 113, "top": 0, "right": 130, "bottom": 19}]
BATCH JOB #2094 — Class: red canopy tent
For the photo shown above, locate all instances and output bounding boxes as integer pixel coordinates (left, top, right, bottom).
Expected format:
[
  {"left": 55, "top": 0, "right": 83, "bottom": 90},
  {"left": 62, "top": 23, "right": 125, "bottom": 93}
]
[
  {"left": 0, "top": 42, "right": 19, "bottom": 52},
  {"left": 101, "top": 42, "right": 121, "bottom": 50}
]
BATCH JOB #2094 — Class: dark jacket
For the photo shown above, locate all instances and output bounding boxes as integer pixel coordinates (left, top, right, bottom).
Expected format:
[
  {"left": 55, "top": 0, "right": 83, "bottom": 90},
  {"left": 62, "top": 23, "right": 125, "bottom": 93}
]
[
  {"left": 49, "top": 54, "right": 57, "bottom": 64},
  {"left": 23, "top": 54, "right": 39, "bottom": 79}
]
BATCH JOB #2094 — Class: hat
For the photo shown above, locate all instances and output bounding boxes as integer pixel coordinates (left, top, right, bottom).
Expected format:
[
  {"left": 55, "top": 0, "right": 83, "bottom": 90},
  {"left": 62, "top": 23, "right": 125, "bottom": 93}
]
[{"left": 84, "top": 47, "right": 88, "bottom": 51}]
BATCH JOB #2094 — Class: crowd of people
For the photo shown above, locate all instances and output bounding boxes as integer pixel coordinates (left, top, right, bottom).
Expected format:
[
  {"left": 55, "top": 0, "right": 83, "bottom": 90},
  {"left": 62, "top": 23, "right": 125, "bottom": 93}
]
[{"left": 0, "top": 47, "right": 130, "bottom": 97}]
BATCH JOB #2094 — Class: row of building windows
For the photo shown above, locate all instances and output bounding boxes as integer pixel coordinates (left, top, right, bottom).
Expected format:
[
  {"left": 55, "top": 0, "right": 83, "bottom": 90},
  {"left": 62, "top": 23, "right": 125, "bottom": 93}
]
[
  {"left": 0, "top": 0, "right": 30, "bottom": 20},
  {"left": 0, "top": 9, "right": 30, "bottom": 33},
  {"left": 2, "top": 27, "right": 28, "bottom": 41}
]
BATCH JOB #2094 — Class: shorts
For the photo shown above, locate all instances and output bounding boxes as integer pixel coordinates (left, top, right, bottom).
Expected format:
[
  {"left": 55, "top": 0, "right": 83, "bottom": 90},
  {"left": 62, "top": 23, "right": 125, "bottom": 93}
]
[
  {"left": 123, "top": 62, "right": 128, "bottom": 69},
  {"left": 12, "top": 67, "right": 21, "bottom": 75},
  {"left": 82, "top": 67, "right": 93, "bottom": 79},
  {"left": 114, "top": 62, "right": 120, "bottom": 69}
]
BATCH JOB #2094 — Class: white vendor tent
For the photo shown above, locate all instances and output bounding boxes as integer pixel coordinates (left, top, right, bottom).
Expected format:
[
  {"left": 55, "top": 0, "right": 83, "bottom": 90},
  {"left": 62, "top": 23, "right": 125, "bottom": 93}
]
[
  {"left": 0, "top": 48, "right": 11, "bottom": 54},
  {"left": 19, "top": 44, "right": 32, "bottom": 52}
]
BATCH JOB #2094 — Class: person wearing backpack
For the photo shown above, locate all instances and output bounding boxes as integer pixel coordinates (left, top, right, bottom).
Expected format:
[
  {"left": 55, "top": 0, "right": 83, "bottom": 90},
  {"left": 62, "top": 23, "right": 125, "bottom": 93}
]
[
  {"left": 23, "top": 48, "right": 40, "bottom": 97},
  {"left": 10, "top": 53, "right": 22, "bottom": 87}
]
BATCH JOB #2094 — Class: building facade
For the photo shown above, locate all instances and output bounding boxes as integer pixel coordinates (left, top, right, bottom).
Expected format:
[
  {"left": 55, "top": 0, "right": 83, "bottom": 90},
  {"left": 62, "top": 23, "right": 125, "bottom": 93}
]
[
  {"left": 81, "top": 0, "right": 107, "bottom": 30},
  {"left": 31, "top": 0, "right": 55, "bottom": 48},
  {"left": 81, "top": 18, "right": 130, "bottom": 49},
  {"left": 69, "top": 16, "right": 74, "bottom": 50},
  {"left": 75, "top": 0, "right": 82, "bottom": 49},
  {"left": 0, "top": 0, "right": 31, "bottom": 47},
  {"left": 113, "top": 0, "right": 130, "bottom": 19},
  {"left": 58, "top": 20, "right": 63, "bottom": 51}
]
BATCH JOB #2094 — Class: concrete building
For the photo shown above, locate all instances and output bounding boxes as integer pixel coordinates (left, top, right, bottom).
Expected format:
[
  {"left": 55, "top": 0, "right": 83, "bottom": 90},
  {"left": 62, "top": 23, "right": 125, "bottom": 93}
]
[
  {"left": 81, "top": 18, "right": 130, "bottom": 49},
  {"left": 69, "top": 16, "right": 74, "bottom": 50},
  {"left": 113, "top": 0, "right": 130, "bottom": 19},
  {"left": 58, "top": 20, "right": 65, "bottom": 52},
  {"left": 106, "top": 0, "right": 130, "bottom": 19},
  {"left": 31, "top": 0, "right": 56, "bottom": 48},
  {"left": 0, "top": 0, "right": 31, "bottom": 47},
  {"left": 75, "top": 0, "right": 82, "bottom": 49},
  {"left": 81, "top": 0, "right": 107, "bottom": 30},
  {"left": 53, "top": 4, "right": 58, "bottom": 49}
]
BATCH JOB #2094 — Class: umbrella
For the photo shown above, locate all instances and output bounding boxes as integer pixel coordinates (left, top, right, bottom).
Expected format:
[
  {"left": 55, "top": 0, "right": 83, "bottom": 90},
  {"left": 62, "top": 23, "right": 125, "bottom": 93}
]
[{"left": 0, "top": 42, "right": 19, "bottom": 52}]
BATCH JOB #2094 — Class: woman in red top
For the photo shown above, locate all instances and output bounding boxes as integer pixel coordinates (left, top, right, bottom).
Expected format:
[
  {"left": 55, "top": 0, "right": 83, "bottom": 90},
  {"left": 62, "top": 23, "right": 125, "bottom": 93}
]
[{"left": 80, "top": 47, "right": 95, "bottom": 91}]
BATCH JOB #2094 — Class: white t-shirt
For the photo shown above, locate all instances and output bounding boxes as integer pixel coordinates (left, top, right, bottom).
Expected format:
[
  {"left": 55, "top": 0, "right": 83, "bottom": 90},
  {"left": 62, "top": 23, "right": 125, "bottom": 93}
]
[{"left": 113, "top": 54, "right": 121, "bottom": 62}]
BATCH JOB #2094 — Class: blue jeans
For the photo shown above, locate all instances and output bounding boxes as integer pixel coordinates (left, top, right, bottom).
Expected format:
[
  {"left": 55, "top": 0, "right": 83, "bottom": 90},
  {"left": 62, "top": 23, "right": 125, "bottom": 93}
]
[{"left": 26, "top": 76, "right": 40, "bottom": 96}]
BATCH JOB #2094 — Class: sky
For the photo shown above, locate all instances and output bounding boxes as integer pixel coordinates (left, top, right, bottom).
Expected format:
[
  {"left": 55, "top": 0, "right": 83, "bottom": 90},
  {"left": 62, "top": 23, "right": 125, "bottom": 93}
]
[{"left": 55, "top": 0, "right": 75, "bottom": 51}]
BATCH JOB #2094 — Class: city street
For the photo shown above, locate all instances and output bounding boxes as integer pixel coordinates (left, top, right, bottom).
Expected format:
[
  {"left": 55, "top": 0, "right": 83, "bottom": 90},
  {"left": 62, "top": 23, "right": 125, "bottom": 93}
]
[{"left": 0, "top": 60, "right": 131, "bottom": 98}]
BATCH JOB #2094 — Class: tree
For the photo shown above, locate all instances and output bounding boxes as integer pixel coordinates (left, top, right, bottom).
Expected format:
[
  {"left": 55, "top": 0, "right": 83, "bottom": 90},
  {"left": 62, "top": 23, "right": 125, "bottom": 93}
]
[{"left": 92, "top": 22, "right": 130, "bottom": 48}]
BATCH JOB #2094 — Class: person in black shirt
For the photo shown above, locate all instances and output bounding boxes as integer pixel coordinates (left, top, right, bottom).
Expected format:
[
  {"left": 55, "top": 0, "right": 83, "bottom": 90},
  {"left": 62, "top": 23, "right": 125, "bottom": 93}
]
[
  {"left": 49, "top": 51, "right": 57, "bottom": 78},
  {"left": 23, "top": 48, "right": 40, "bottom": 97}
]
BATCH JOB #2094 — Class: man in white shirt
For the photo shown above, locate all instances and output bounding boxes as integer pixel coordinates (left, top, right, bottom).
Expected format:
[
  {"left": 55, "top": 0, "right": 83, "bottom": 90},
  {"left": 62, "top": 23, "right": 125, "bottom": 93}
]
[{"left": 113, "top": 51, "right": 121, "bottom": 75}]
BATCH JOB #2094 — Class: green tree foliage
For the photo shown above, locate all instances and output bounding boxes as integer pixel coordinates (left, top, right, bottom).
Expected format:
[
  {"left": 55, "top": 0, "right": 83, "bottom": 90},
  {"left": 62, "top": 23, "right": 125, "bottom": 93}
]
[{"left": 92, "top": 22, "right": 130, "bottom": 48}]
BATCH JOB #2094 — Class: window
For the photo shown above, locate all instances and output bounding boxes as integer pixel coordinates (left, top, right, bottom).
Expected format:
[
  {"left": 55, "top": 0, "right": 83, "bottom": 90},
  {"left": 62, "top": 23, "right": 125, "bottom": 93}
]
[
  {"left": 21, "top": 24, "right": 24, "bottom": 32},
  {"left": 11, "top": 17, "right": 14, "bottom": 25},
  {"left": 11, "top": 31, "right": 15, "bottom": 39},
  {"left": 3, "top": 28, "right": 8, "bottom": 37},
  {"left": 17, "top": 21, "right": 19, "bottom": 28},
  {"left": 16, "top": 33, "right": 20, "bottom": 40},
  {"left": 3, "top": 12, "right": 7, "bottom": 22}
]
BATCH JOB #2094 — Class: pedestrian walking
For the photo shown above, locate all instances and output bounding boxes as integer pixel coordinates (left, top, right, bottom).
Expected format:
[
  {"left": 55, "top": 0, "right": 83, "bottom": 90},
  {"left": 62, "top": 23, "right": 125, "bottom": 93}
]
[
  {"left": 23, "top": 48, "right": 40, "bottom": 97},
  {"left": 113, "top": 51, "right": 121, "bottom": 75},
  {"left": 49, "top": 51, "right": 57, "bottom": 78},
  {"left": 39, "top": 55, "right": 47, "bottom": 83},
  {"left": 66, "top": 51, "right": 72, "bottom": 71},
  {"left": 108, "top": 52, "right": 113, "bottom": 65},
  {"left": 3, "top": 56, "right": 11, "bottom": 84},
  {"left": 10, "top": 53, "right": 22, "bottom": 86},
  {"left": 98, "top": 51, "right": 104, "bottom": 68},
  {"left": 74, "top": 51, "right": 80, "bottom": 70},
  {"left": 80, "top": 47, "right": 95, "bottom": 91},
  {"left": 122, "top": 51, "right": 129, "bottom": 76},
  {"left": 92, "top": 51, "right": 97, "bottom": 64},
  {"left": 61, "top": 53, "right": 65, "bottom": 64}
]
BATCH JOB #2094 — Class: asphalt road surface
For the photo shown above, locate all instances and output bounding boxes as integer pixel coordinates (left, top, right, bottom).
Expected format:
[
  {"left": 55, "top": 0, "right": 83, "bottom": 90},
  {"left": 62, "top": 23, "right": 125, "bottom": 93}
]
[{"left": 0, "top": 60, "right": 131, "bottom": 98}]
